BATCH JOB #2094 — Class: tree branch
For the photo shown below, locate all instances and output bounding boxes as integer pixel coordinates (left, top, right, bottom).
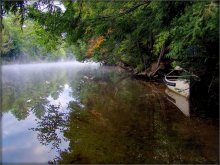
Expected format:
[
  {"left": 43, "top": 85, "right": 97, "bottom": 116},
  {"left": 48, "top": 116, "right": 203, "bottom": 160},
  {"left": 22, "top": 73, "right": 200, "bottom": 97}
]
[{"left": 86, "top": 1, "right": 150, "bottom": 23}]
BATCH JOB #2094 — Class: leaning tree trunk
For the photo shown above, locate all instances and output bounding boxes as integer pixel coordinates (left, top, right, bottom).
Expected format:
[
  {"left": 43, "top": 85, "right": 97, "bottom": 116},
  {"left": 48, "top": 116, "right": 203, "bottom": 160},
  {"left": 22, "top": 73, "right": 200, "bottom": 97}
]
[
  {"left": 156, "top": 44, "right": 165, "bottom": 68},
  {"left": 149, "top": 44, "right": 166, "bottom": 77}
]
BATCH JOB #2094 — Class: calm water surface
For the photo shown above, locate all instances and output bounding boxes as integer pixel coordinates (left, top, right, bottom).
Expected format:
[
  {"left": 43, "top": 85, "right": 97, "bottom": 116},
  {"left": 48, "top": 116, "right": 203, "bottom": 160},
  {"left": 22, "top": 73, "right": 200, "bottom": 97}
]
[{"left": 1, "top": 61, "right": 219, "bottom": 163}]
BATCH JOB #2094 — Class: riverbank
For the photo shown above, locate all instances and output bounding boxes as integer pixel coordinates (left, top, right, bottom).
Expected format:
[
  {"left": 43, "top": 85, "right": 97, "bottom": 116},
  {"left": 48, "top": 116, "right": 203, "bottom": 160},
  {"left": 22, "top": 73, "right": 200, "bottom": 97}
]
[{"left": 113, "top": 61, "right": 219, "bottom": 122}]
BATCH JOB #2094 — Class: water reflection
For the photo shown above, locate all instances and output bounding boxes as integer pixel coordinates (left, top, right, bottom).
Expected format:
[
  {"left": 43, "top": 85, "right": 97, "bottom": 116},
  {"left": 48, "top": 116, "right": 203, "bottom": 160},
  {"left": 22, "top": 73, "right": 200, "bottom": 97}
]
[
  {"left": 165, "top": 88, "right": 190, "bottom": 116},
  {"left": 47, "top": 84, "right": 75, "bottom": 111},
  {"left": 2, "top": 61, "right": 99, "bottom": 163},
  {"left": 56, "top": 75, "right": 218, "bottom": 164},
  {"left": 30, "top": 104, "right": 68, "bottom": 150},
  {"left": 2, "top": 62, "right": 219, "bottom": 164},
  {"left": 2, "top": 112, "right": 66, "bottom": 163},
  {"left": 30, "top": 84, "right": 75, "bottom": 151}
]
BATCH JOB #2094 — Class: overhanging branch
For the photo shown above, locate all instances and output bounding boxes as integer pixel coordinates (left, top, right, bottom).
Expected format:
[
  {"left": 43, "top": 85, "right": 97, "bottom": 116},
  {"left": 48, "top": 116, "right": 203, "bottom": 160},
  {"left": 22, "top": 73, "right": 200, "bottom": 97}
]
[{"left": 86, "top": 1, "right": 150, "bottom": 23}]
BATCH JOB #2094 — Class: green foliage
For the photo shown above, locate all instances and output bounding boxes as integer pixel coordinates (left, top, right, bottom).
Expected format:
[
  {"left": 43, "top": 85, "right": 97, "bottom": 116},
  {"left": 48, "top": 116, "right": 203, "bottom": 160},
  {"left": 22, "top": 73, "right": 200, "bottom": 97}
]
[
  {"left": 166, "top": 1, "right": 219, "bottom": 74},
  {"left": 154, "top": 31, "right": 169, "bottom": 55},
  {"left": 169, "top": 2, "right": 218, "bottom": 53},
  {"left": 2, "top": 14, "right": 75, "bottom": 62},
  {"left": 2, "top": 1, "right": 218, "bottom": 71}
]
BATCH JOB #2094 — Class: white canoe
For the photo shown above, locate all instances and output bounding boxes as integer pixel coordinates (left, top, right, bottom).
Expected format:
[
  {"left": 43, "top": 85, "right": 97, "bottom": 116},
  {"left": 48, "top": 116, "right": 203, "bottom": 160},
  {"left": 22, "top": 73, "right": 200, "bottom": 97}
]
[
  {"left": 164, "top": 66, "right": 190, "bottom": 98},
  {"left": 164, "top": 76, "right": 190, "bottom": 98}
]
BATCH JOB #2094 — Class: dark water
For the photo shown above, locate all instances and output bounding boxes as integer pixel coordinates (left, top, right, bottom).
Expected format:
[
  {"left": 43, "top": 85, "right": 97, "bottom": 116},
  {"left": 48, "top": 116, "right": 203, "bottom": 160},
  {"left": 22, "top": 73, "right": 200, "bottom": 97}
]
[{"left": 1, "top": 62, "right": 219, "bottom": 164}]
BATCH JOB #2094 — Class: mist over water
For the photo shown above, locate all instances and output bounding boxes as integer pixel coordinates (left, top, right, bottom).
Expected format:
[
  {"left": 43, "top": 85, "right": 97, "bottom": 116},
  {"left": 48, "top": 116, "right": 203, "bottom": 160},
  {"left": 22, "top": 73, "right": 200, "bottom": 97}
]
[
  {"left": 1, "top": 61, "right": 219, "bottom": 164},
  {"left": 2, "top": 61, "right": 100, "bottom": 89},
  {"left": 2, "top": 61, "right": 100, "bottom": 163},
  {"left": 2, "top": 61, "right": 100, "bottom": 71}
]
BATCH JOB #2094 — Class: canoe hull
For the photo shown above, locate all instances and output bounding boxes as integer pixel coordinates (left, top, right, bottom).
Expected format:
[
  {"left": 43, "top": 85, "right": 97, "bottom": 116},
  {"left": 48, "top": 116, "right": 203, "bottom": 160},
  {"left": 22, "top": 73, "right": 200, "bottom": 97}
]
[{"left": 164, "top": 77, "right": 190, "bottom": 98}]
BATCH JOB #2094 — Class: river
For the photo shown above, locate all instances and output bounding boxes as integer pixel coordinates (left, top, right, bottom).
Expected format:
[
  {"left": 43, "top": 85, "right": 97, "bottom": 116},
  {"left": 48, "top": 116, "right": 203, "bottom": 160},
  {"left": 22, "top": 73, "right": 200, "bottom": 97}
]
[{"left": 1, "top": 61, "right": 219, "bottom": 163}]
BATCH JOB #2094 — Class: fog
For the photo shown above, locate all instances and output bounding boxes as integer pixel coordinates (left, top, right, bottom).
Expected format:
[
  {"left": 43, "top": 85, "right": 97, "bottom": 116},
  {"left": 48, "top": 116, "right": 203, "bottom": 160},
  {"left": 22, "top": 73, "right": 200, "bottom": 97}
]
[
  {"left": 2, "top": 61, "right": 100, "bottom": 73},
  {"left": 2, "top": 60, "right": 101, "bottom": 163}
]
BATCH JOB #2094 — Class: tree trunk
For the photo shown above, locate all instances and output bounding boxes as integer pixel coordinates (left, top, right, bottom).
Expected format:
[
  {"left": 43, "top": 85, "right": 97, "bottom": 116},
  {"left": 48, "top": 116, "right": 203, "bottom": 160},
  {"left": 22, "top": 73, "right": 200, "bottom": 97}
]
[
  {"left": 149, "top": 44, "right": 166, "bottom": 77},
  {"left": 136, "top": 40, "right": 147, "bottom": 70},
  {"left": 156, "top": 44, "right": 165, "bottom": 68}
]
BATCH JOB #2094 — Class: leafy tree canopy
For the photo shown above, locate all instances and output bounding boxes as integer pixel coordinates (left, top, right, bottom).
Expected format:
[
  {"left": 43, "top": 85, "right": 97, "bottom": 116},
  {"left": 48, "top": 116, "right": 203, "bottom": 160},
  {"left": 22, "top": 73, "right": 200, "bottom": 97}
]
[{"left": 1, "top": 0, "right": 219, "bottom": 77}]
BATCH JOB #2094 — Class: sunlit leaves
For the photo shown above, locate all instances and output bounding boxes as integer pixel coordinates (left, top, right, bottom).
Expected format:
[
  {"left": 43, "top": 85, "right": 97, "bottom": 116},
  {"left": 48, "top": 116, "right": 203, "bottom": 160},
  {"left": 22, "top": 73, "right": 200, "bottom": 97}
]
[
  {"left": 153, "top": 31, "right": 169, "bottom": 55},
  {"left": 2, "top": 14, "right": 74, "bottom": 62}
]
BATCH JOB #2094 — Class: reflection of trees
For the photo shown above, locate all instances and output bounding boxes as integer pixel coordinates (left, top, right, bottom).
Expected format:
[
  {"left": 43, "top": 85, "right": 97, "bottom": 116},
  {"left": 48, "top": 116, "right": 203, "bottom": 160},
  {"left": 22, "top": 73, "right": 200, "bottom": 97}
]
[
  {"left": 30, "top": 104, "right": 69, "bottom": 150},
  {"left": 30, "top": 98, "right": 49, "bottom": 119},
  {"left": 56, "top": 72, "right": 158, "bottom": 163},
  {"left": 3, "top": 67, "right": 217, "bottom": 163},
  {"left": 2, "top": 67, "right": 70, "bottom": 120},
  {"left": 54, "top": 71, "right": 218, "bottom": 164}
]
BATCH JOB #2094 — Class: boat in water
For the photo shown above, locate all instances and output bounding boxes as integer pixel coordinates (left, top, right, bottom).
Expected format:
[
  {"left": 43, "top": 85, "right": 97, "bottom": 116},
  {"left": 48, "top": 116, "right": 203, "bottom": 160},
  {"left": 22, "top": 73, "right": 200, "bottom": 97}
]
[
  {"left": 164, "top": 66, "right": 199, "bottom": 98},
  {"left": 165, "top": 88, "right": 190, "bottom": 116}
]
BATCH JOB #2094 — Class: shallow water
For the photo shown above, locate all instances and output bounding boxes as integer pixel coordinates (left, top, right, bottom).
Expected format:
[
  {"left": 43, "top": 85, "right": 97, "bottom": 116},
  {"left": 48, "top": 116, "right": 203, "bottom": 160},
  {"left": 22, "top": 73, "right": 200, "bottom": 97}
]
[{"left": 1, "top": 61, "right": 219, "bottom": 163}]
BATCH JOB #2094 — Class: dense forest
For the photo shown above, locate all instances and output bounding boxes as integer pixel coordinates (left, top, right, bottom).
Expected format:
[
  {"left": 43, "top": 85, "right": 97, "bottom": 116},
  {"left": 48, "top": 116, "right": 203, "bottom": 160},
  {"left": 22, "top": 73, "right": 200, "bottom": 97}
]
[{"left": 1, "top": 1, "right": 219, "bottom": 113}]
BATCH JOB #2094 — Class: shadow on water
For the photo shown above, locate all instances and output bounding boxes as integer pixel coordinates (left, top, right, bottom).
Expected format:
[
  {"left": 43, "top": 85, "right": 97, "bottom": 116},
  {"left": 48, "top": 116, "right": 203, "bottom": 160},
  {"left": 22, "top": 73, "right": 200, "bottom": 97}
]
[{"left": 1, "top": 62, "right": 219, "bottom": 164}]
